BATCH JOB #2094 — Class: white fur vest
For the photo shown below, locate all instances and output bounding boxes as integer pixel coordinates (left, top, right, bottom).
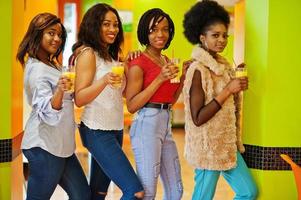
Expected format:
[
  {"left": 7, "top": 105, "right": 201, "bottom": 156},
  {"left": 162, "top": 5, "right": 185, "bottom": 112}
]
[{"left": 183, "top": 46, "right": 245, "bottom": 170}]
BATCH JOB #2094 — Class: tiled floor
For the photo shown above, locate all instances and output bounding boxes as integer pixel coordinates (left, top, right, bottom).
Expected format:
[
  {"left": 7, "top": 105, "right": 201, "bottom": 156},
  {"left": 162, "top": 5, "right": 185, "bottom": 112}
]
[{"left": 24, "top": 128, "right": 234, "bottom": 200}]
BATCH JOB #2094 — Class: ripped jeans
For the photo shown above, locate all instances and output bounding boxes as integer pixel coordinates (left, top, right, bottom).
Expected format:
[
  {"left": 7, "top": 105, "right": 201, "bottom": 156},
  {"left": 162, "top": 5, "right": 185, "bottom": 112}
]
[
  {"left": 130, "top": 107, "right": 183, "bottom": 200},
  {"left": 79, "top": 123, "right": 143, "bottom": 200}
]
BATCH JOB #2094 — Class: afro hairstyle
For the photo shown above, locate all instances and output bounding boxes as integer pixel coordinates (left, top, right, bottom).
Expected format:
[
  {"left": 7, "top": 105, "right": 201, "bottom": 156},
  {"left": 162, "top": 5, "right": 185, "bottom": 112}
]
[{"left": 183, "top": 0, "right": 230, "bottom": 44}]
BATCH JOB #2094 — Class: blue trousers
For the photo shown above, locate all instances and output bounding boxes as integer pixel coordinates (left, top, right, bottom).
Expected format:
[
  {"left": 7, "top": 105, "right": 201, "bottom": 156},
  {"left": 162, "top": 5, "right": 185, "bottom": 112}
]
[
  {"left": 79, "top": 122, "right": 143, "bottom": 200},
  {"left": 23, "top": 147, "right": 91, "bottom": 200},
  {"left": 130, "top": 107, "right": 183, "bottom": 200},
  {"left": 192, "top": 152, "right": 258, "bottom": 200}
]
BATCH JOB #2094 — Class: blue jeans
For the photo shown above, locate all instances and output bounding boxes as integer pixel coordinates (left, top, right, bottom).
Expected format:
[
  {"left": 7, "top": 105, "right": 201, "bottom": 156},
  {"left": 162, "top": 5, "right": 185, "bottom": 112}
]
[
  {"left": 79, "top": 122, "right": 143, "bottom": 200},
  {"left": 23, "top": 147, "right": 91, "bottom": 200},
  {"left": 130, "top": 107, "right": 183, "bottom": 200},
  {"left": 192, "top": 152, "right": 258, "bottom": 200}
]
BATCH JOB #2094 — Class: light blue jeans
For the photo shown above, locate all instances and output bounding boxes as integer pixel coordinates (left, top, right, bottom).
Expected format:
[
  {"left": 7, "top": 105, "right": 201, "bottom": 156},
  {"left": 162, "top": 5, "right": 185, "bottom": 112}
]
[
  {"left": 192, "top": 152, "right": 258, "bottom": 200},
  {"left": 130, "top": 107, "right": 183, "bottom": 200}
]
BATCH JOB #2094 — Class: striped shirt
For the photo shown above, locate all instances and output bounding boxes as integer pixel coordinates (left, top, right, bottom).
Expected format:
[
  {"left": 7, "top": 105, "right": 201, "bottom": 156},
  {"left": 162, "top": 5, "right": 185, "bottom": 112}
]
[{"left": 22, "top": 57, "right": 76, "bottom": 157}]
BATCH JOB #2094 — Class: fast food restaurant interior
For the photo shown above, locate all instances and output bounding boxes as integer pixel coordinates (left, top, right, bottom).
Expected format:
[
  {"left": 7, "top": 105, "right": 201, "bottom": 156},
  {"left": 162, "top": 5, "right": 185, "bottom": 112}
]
[{"left": 0, "top": 0, "right": 300, "bottom": 199}]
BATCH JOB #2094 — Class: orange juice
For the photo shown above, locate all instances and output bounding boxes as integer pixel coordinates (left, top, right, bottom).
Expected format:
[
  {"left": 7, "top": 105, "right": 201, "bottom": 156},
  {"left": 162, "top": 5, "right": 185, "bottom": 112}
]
[
  {"left": 235, "top": 68, "right": 248, "bottom": 78},
  {"left": 62, "top": 71, "right": 75, "bottom": 92},
  {"left": 111, "top": 65, "right": 124, "bottom": 88}
]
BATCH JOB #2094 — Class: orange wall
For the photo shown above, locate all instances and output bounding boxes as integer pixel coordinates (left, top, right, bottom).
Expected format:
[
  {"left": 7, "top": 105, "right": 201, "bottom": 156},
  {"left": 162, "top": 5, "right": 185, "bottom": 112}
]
[
  {"left": 12, "top": 0, "right": 24, "bottom": 139},
  {"left": 234, "top": 0, "right": 245, "bottom": 65},
  {"left": 24, "top": 0, "right": 58, "bottom": 29}
]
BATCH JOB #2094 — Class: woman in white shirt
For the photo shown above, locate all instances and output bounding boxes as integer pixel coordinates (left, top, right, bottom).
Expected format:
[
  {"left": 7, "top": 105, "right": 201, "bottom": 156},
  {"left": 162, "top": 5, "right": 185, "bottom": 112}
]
[
  {"left": 17, "top": 13, "right": 90, "bottom": 200},
  {"left": 72, "top": 3, "right": 144, "bottom": 200}
]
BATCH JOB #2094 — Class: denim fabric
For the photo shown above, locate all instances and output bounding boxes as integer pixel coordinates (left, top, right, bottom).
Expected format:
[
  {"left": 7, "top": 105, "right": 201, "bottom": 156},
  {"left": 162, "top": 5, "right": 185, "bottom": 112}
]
[
  {"left": 23, "top": 147, "right": 91, "bottom": 200},
  {"left": 79, "top": 122, "right": 143, "bottom": 200},
  {"left": 192, "top": 152, "right": 258, "bottom": 200},
  {"left": 130, "top": 107, "right": 183, "bottom": 200}
]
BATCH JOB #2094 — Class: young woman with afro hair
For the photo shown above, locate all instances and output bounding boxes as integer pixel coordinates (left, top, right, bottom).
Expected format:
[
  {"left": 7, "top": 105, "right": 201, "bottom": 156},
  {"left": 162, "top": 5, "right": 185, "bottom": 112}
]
[{"left": 182, "top": 1, "right": 258, "bottom": 199}]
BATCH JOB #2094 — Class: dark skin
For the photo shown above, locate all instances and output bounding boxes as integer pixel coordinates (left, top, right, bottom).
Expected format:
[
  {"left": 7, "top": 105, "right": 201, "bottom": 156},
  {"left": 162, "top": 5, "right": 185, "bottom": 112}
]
[
  {"left": 126, "top": 17, "right": 192, "bottom": 113},
  {"left": 190, "top": 70, "right": 248, "bottom": 127},
  {"left": 189, "top": 22, "right": 248, "bottom": 126}
]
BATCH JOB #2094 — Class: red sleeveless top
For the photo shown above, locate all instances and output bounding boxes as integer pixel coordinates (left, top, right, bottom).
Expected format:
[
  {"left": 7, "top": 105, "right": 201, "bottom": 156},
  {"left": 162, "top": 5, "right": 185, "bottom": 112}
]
[{"left": 129, "top": 54, "right": 180, "bottom": 103}]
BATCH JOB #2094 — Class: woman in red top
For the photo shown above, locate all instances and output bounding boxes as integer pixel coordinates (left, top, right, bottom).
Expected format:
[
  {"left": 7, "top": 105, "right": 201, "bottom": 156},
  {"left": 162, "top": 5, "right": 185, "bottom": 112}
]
[{"left": 126, "top": 8, "right": 187, "bottom": 200}]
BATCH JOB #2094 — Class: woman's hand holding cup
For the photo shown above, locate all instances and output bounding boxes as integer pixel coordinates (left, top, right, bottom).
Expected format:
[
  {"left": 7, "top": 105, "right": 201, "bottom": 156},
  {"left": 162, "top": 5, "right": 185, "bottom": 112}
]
[
  {"left": 61, "top": 65, "right": 75, "bottom": 93},
  {"left": 169, "top": 58, "right": 180, "bottom": 83},
  {"left": 110, "top": 62, "right": 124, "bottom": 88}
]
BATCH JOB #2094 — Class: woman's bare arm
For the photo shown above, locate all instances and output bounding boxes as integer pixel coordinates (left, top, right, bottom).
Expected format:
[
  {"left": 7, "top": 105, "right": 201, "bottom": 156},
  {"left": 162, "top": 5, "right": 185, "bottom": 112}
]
[
  {"left": 126, "top": 65, "right": 166, "bottom": 113},
  {"left": 74, "top": 49, "right": 110, "bottom": 107}
]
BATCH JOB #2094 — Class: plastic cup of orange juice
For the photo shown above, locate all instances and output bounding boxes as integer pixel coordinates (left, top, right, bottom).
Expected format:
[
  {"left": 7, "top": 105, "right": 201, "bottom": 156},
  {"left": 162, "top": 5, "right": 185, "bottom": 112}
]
[
  {"left": 62, "top": 65, "right": 75, "bottom": 92},
  {"left": 111, "top": 63, "right": 124, "bottom": 88},
  {"left": 235, "top": 67, "right": 248, "bottom": 78}
]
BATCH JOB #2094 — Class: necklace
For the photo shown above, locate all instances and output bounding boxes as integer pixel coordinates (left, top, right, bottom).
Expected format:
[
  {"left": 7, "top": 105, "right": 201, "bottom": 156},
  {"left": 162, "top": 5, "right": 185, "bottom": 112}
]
[{"left": 145, "top": 49, "right": 167, "bottom": 66}]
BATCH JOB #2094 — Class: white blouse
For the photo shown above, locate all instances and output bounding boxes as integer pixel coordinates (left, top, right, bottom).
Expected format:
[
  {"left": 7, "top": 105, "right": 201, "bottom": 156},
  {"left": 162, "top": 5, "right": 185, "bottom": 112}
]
[{"left": 81, "top": 51, "right": 125, "bottom": 131}]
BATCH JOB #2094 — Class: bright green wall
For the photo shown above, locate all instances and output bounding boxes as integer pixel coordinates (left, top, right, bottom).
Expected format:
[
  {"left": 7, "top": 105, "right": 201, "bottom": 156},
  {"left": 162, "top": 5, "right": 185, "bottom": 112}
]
[
  {"left": 0, "top": 163, "right": 11, "bottom": 199},
  {"left": 0, "top": 0, "right": 12, "bottom": 139},
  {"left": 243, "top": 0, "right": 269, "bottom": 146},
  {"left": 251, "top": 170, "right": 297, "bottom": 199},
  {"left": 81, "top": 0, "right": 113, "bottom": 17},
  {"left": 0, "top": 0, "right": 13, "bottom": 198},
  {"left": 244, "top": 0, "right": 301, "bottom": 199},
  {"left": 265, "top": 0, "right": 301, "bottom": 147},
  {"left": 244, "top": 0, "right": 301, "bottom": 147}
]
